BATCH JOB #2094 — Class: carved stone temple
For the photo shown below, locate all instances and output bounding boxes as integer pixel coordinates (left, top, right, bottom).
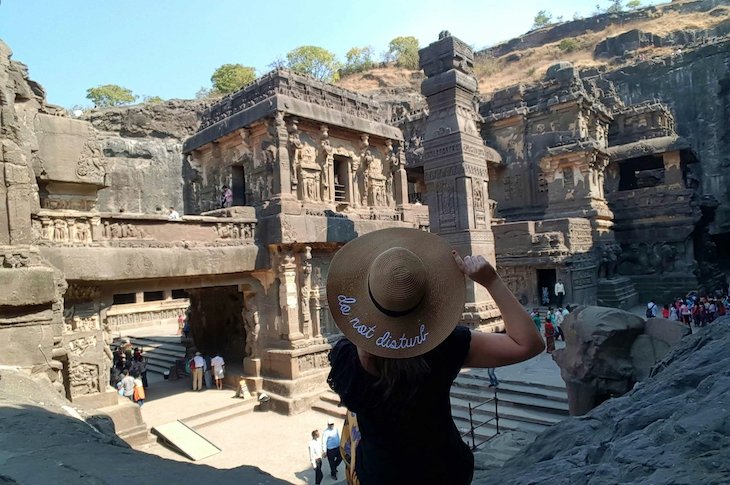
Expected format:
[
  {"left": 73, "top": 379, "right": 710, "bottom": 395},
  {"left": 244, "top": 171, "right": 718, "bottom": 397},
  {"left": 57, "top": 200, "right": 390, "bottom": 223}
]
[{"left": 0, "top": 28, "right": 724, "bottom": 428}]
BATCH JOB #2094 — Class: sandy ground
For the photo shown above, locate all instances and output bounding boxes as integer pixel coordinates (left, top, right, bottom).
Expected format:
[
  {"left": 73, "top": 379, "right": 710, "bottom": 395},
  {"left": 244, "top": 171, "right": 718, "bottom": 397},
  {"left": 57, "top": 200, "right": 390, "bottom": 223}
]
[{"left": 137, "top": 376, "right": 345, "bottom": 484}]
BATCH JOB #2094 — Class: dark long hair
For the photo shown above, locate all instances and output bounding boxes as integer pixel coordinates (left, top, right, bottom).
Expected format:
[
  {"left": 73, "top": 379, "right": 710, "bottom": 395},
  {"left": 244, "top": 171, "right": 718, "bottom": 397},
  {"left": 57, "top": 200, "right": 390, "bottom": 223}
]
[{"left": 370, "top": 354, "right": 430, "bottom": 409}]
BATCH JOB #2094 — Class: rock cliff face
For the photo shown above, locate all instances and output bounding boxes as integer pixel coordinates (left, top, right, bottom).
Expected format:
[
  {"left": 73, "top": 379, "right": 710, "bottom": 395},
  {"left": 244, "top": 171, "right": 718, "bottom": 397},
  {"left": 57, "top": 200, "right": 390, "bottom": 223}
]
[
  {"left": 597, "top": 39, "right": 730, "bottom": 234},
  {"left": 475, "top": 319, "right": 730, "bottom": 485},
  {"left": 86, "top": 99, "right": 207, "bottom": 214}
]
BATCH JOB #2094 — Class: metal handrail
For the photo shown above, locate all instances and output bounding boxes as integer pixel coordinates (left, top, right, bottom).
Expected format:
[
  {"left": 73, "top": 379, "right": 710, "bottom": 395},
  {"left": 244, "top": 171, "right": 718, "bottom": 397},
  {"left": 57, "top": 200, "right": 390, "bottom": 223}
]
[{"left": 460, "top": 388, "right": 500, "bottom": 450}]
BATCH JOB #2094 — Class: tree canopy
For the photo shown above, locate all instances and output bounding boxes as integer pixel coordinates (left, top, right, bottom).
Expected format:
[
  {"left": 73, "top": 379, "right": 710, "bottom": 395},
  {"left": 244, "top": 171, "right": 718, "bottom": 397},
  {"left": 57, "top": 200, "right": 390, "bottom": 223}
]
[
  {"left": 386, "top": 36, "right": 420, "bottom": 70},
  {"left": 85, "top": 84, "right": 137, "bottom": 108},
  {"left": 210, "top": 64, "right": 256, "bottom": 94},
  {"left": 532, "top": 10, "right": 553, "bottom": 29},
  {"left": 341, "top": 46, "right": 375, "bottom": 76},
  {"left": 284, "top": 46, "right": 341, "bottom": 82}
]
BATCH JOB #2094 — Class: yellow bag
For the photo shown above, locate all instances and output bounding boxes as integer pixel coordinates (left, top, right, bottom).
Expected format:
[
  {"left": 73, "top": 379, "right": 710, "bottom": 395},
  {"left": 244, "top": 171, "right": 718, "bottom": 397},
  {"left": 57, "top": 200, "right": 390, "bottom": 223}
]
[
  {"left": 339, "top": 410, "right": 361, "bottom": 485},
  {"left": 133, "top": 384, "right": 145, "bottom": 402}
]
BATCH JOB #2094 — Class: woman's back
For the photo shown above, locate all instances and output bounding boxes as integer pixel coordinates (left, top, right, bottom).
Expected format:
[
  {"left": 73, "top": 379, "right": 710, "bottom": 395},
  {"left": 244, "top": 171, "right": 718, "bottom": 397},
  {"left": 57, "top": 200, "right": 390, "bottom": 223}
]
[{"left": 328, "top": 326, "right": 474, "bottom": 485}]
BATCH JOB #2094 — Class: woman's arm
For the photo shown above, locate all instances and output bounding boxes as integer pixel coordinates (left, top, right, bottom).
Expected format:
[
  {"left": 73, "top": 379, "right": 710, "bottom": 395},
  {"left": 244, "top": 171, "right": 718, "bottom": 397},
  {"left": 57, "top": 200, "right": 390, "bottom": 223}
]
[{"left": 452, "top": 252, "right": 545, "bottom": 368}]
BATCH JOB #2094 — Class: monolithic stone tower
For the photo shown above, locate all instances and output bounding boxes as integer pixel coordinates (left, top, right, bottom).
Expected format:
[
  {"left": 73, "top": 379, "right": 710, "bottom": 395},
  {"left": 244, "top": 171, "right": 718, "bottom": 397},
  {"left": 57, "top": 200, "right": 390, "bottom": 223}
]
[{"left": 419, "top": 32, "right": 502, "bottom": 330}]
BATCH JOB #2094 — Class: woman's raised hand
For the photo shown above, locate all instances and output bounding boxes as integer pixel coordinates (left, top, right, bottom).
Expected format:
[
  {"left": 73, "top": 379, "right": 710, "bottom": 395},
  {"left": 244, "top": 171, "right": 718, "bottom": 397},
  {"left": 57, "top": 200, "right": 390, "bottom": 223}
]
[{"left": 452, "top": 251, "right": 498, "bottom": 287}]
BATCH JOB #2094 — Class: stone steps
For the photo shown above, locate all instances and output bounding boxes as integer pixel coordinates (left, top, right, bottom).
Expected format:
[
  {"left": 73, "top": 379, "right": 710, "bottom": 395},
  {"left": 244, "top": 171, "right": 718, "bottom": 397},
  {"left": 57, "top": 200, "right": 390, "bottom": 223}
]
[
  {"left": 181, "top": 398, "right": 258, "bottom": 430},
  {"left": 112, "top": 336, "right": 187, "bottom": 376},
  {"left": 311, "top": 390, "right": 346, "bottom": 420},
  {"left": 450, "top": 374, "right": 569, "bottom": 440},
  {"left": 98, "top": 395, "right": 152, "bottom": 447}
]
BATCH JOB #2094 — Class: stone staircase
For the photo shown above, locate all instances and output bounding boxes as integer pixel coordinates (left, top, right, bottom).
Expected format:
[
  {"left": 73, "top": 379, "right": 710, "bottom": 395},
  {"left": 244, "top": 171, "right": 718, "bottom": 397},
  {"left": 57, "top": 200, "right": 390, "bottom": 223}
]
[
  {"left": 180, "top": 398, "right": 258, "bottom": 430},
  {"left": 76, "top": 390, "right": 152, "bottom": 446},
  {"left": 311, "top": 389, "right": 346, "bottom": 419},
  {"left": 450, "top": 372, "right": 569, "bottom": 447},
  {"left": 112, "top": 335, "right": 187, "bottom": 376}
]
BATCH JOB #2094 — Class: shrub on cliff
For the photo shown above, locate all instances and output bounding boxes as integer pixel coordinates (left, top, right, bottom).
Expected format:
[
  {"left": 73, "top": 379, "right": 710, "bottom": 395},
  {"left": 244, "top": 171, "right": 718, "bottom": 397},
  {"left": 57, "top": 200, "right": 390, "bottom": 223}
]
[
  {"left": 86, "top": 84, "right": 137, "bottom": 108},
  {"left": 385, "top": 36, "right": 420, "bottom": 70},
  {"left": 211, "top": 64, "right": 256, "bottom": 94},
  {"left": 341, "top": 46, "right": 375, "bottom": 76},
  {"left": 282, "top": 46, "right": 341, "bottom": 82}
]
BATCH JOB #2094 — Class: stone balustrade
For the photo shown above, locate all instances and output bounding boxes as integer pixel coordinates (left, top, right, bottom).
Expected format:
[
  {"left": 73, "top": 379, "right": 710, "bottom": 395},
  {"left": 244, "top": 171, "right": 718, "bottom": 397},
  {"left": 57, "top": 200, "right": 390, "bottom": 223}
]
[
  {"left": 105, "top": 299, "right": 189, "bottom": 333},
  {"left": 32, "top": 210, "right": 257, "bottom": 248}
]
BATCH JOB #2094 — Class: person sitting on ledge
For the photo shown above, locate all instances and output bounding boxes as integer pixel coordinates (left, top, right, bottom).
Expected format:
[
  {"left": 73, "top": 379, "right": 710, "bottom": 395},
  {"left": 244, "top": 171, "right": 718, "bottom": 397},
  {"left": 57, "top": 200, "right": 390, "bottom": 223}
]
[{"left": 326, "top": 227, "right": 544, "bottom": 485}]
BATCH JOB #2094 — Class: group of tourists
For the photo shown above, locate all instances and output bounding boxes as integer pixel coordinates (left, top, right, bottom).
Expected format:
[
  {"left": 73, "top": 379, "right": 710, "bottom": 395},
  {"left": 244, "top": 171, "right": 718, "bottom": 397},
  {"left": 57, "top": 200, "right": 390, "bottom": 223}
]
[
  {"left": 110, "top": 339, "right": 147, "bottom": 406},
  {"left": 647, "top": 286, "right": 729, "bottom": 327},
  {"left": 187, "top": 351, "right": 226, "bottom": 391},
  {"left": 531, "top": 306, "right": 570, "bottom": 353},
  {"left": 308, "top": 419, "right": 344, "bottom": 485}
]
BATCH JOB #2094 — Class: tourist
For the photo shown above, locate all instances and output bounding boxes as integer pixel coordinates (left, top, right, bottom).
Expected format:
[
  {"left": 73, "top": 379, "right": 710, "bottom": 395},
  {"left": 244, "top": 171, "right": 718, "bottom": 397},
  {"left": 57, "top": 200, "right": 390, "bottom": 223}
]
[
  {"left": 190, "top": 352, "right": 206, "bottom": 391},
  {"left": 167, "top": 206, "right": 181, "bottom": 221},
  {"left": 220, "top": 185, "right": 233, "bottom": 208},
  {"left": 680, "top": 300, "right": 691, "bottom": 324},
  {"left": 646, "top": 300, "right": 659, "bottom": 318},
  {"left": 531, "top": 309, "right": 542, "bottom": 331},
  {"left": 204, "top": 355, "right": 214, "bottom": 389},
  {"left": 554, "top": 279, "right": 565, "bottom": 307},
  {"left": 544, "top": 319, "right": 556, "bottom": 353},
  {"left": 322, "top": 419, "right": 342, "bottom": 480},
  {"left": 211, "top": 353, "right": 225, "bottom": 390},
  {"left": 183, "top": 318, "right": 191, "bottom": 339},
  {"left": 662, "top": 304, "right": 670, "bottom": 319},
  {"left": 177, "top": 312, "right": 185, "bottom": 335},
  {"left": 134, "top": 349, "right": 148, "bottom": 388},
  {"left": 121, "top": 338, "right": 133, "bottom": 361},
  {"left": 132, "top": 371, "right": 145, "bottom": 406},
  {"left": 487, "top": 367, "right": 499, "bottom": 387},
  {"left": 553, "top": 307, "right": 565, "bottom": 342},
  {"left": 326, "top": 227, "right": 544, "bottom": 484},
  {"left": 308, "top": 429, "right": 324, "bottom": 485},
  {"left": 541, "top": 286, "right": 550, "bottom": 305},
  {"left": 120, "top": 369, "right": 135, "bottom": 400},
  {"left": 669, "top": 305, "right": 679, "bottom": 321}
]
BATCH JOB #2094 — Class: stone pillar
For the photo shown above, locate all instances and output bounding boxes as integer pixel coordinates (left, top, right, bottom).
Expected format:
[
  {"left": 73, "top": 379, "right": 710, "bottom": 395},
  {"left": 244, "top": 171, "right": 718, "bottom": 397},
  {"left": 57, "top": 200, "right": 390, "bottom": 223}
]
[
  {"left": 394, "top": 167, "right": 408, "bottom": 206},
  {"left": 163, "top": 289, "right": 172, "bottom": 301},
  {"left": 663, "top": 151, "right": 683, "bottom": 187},
  {"left": 419, "top": 33, "right": 501, "bottom": 330},
  {"left": 135, "top": 292, "right": 144, "bottom": 304},
  {"left": 277, "top": 247, "right": 304, "bottom": 341},
  {"left": 270, "top": 111, "right": 293, "bottom": 199}
]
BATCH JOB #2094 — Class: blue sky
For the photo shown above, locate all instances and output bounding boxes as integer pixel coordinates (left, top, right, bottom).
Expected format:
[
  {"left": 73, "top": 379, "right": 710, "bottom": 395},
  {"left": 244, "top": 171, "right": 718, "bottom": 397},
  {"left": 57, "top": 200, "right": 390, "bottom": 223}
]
[{"left": 1, "top": 0, "right": 662, "bottom": 108}]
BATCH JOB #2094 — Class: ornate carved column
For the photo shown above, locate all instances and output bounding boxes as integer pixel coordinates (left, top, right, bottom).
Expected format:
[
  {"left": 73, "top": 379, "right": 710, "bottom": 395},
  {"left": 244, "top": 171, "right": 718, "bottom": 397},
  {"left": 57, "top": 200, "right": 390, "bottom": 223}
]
[
  {"left": 270, "top": 111, "right": 293, "bottom": 198},
  {"left": 277, "top": 247, "right": 304, "bottom": 341},
  {"left": 320, "top": 125, "right": 335, "bottom": 203},
  {"left": 299, "top": 246, "right": 312, "bottom": 338},
  {"left": 419, "top": 33, "right": 501, "bottom": 329}
]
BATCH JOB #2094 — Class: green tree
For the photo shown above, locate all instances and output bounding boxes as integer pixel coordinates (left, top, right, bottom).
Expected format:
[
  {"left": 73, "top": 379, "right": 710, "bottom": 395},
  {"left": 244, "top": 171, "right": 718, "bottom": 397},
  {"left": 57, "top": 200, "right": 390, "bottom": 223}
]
[
  {"left": 606, "top": 0, "right": 625, "bottom": 13},
  {"left": 143, "top": 95, "right": 164, "bottom": 104},
  {"left": 386, "top": 36, "right": 420, "bottom": 69},
  {"left": 532, "top": 10, "right": 553, "bottom": 30},
  {"left": 285, "top": 46, "right": 341, "bottom": 82},
  {"left": 341, "top": 46, "right": 375, "bottom": 76},
  {"left": 210, "top": 64, "right": 256, "bottom": 94},
  {"left": 626, "top": 0, "right": 641, "bottom": 10},
  {"left": 85, "top": 84, "right": 137, "bottom": 108}
]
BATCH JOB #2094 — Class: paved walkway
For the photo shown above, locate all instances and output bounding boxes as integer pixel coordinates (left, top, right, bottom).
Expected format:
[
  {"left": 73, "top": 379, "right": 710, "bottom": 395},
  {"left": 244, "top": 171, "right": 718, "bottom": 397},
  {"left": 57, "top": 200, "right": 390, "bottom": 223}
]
[{"left": 137, "top": 376, "right": 345, "bottom": 484}]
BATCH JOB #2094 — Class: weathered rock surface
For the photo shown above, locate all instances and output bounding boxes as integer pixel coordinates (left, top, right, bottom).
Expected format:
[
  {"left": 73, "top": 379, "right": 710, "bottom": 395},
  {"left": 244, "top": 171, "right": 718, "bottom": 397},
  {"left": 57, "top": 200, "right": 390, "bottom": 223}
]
[
  {"left": 0, "top": 369, "right": 285, "bottom": 484},
  {"left": 86, "top": 99, "right": 208, "bottom": 214},
  {"left": 475, "top": 318, "right": 730, "bottom": 485},
  {"left": 553, "top": 306, "right": 645, "bottom": 415}
]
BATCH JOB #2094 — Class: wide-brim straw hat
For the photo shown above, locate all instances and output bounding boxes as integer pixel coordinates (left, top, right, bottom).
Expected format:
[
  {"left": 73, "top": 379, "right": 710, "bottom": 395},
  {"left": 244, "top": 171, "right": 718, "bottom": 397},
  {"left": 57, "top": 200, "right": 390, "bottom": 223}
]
[{"left": 327, "top": 227, "right": 465, "bottom": 359}]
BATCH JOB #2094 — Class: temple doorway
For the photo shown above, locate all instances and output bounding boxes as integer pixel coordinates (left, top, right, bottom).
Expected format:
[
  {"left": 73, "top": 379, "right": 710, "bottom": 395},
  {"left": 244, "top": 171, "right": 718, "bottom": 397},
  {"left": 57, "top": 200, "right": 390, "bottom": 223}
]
[
  {"left": 537, "top": 268, "right": 557, "bottom": 305},
  {"left": 231, "top": 166, "right": 246, "bottom": 206},
  {"left": 333, "top": 155, "right": 350, "bottom": 204},
  {"left": 187, "top": 285, "right": 246, "bottom": 365}
]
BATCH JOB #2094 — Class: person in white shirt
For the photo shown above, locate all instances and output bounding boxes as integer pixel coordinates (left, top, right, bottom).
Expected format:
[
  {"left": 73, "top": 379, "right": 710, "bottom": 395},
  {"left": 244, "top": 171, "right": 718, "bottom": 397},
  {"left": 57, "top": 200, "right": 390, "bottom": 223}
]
[
  {"left": 191, "top": 352, "right": 206, "bottom": 391},
  {"left": 167, "top": 207, "right": 181, "bottom": 221},
  {"left": 322, "top": 419, "right": 342, "bottom": 480},
  {"left": 554, "top": 280, "right": 566, "bottom": 307},
  {"left": 308, "top": 429, "right": 324, "bottom": 485},
  {"left": 211, "top": 353, "right": 225, "bottom": 390}
]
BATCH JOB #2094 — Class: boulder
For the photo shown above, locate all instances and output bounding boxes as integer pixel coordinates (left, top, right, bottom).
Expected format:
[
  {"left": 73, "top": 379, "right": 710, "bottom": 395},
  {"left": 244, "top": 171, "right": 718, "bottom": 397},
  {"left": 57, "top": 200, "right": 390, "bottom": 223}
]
[
  {"left": 645, "top": 317, "right": 691, "bottom": 346},
  {"left": 475, "top": 318, "right": 730, "bottom": 485},
  {"left": 553, "top": 306, "right": 645, "bottom": 415}
]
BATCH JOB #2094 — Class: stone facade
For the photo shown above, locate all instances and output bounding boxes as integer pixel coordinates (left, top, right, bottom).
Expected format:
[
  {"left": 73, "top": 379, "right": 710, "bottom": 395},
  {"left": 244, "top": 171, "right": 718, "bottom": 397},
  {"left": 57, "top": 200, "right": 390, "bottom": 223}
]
[{"left": 182, "top": 69, "right": 427, "bottom": 413}]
